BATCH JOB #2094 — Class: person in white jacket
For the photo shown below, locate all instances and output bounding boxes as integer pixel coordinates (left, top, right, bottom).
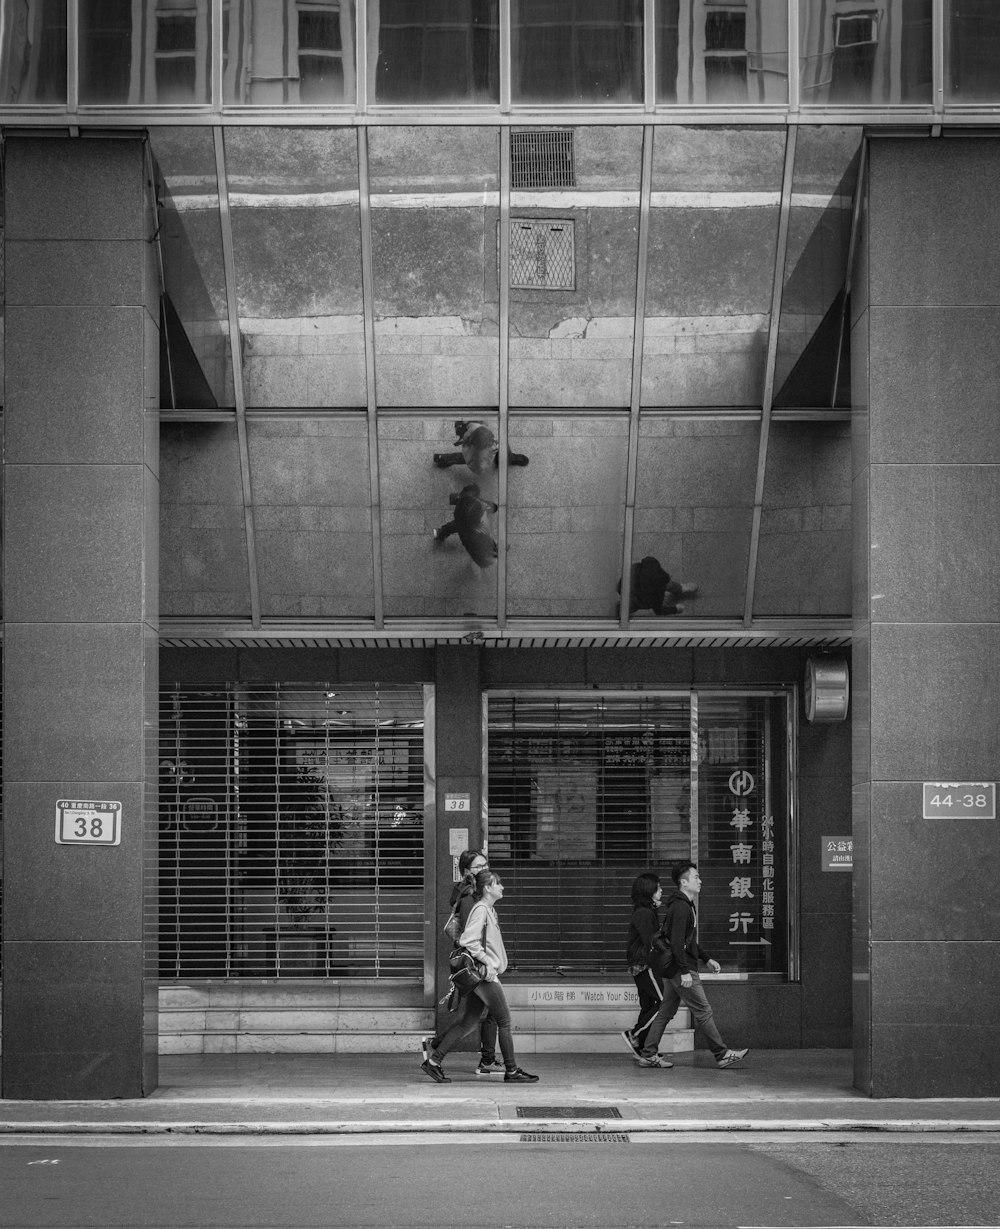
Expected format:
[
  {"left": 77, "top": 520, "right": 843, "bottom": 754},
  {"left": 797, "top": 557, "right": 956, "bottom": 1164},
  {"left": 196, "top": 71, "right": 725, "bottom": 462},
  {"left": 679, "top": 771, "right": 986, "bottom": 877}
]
[{"left": 420, "top": 870, "right": 539, "bottom": 1084}]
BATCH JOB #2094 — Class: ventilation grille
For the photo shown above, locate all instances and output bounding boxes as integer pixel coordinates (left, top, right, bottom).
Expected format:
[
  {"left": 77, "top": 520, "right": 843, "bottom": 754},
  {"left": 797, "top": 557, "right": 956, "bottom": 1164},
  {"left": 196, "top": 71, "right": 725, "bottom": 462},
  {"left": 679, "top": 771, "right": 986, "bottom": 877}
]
[
  {"left": 519, "top": 1133, "right": 631, "bottom": 1143},
  {"left": 502, "top": 219, "right": 576, "bottom": 291},
  {"left": 511, "top": 129, "right": 575, "bottom": 189}
]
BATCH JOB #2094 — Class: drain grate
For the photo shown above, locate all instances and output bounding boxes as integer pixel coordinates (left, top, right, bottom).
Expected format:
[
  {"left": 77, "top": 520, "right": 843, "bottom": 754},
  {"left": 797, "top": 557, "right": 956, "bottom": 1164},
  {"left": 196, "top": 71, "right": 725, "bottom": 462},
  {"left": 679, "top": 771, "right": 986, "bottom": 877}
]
[
  {"left": 516, "top": 1105, "right": 622, "bottom": 1118},
  {"left": 520, "top": 1132, "right": 631, "bottom": 1143}
]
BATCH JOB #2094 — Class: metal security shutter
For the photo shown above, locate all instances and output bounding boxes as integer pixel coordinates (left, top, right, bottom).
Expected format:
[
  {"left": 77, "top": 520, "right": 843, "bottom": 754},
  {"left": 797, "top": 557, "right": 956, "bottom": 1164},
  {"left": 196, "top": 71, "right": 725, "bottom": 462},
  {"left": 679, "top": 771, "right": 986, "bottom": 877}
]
[
  {"left": 159, "top": 682, "right": 428, "bottom": 979},
  {"left": 486, "top": 693, "right": 693, "bottom": 975}
]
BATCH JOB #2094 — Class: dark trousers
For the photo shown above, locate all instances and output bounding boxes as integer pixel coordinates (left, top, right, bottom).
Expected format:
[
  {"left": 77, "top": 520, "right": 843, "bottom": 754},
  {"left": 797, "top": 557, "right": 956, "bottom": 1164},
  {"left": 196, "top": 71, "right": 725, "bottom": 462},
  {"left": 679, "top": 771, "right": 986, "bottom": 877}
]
[
  {"left": 432, "top": 1012, "right": 498, "bottom": 1060},
  {"left": 642, "top": 970, "right": 727, "bottom": 1059},
  {"left": 433, "top": 979, "right": 516, "bottom": 1070},
  {"left": 629, "top": 967, "right": 665, "bottom": 1043}
]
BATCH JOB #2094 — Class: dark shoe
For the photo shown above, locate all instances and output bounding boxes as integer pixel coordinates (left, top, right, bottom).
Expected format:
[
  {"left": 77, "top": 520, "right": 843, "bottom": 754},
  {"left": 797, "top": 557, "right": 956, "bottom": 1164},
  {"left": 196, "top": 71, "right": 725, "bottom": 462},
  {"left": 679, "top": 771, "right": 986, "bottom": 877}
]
[
  {"left": 716, "top": 1048, "right": 749, "bottom": 1068},
  {"left": 619, "top": 1030, "right": 641, "bottom": 1058},
  {"left": 433, "top": 453, "right": 451, "bottom": 468},
  {"left": 420, "top": 1059, "right": 450, "bottom": 1083},
  {"left": 476, "top": 1057, "right": 504, "bottom": 1075},
  {"left": 504, "top": 1067, "right": 539, "bottom": 1083},
  {"left": 508, "top": 452, "right": 530, "bottom": 466}
]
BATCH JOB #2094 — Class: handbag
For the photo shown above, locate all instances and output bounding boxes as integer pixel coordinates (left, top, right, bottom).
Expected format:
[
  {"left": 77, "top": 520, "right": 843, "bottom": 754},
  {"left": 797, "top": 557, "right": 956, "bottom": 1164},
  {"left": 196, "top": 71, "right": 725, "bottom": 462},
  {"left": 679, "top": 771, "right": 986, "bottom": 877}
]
[
  {"left": 448, "top": 909, "right": 489, "bottom": 995},
  {"left": 443, "top": 901, "right": 463, "bottom": 943}
]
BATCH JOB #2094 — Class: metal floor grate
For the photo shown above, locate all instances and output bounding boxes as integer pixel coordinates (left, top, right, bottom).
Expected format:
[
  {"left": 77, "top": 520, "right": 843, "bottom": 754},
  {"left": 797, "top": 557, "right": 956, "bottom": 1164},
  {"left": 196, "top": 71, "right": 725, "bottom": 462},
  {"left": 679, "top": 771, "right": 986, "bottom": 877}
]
[{"left": 519, "top": 1132, "right": 631, "bottom": 1143}]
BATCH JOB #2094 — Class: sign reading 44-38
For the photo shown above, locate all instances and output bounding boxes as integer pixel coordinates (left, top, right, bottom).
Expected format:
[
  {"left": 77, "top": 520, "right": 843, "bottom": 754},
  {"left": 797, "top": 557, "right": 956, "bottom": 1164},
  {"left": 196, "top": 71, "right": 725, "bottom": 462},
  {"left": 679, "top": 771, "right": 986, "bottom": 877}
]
[{"left": 55, "top": 800, "right": 122, "bottom": 846}]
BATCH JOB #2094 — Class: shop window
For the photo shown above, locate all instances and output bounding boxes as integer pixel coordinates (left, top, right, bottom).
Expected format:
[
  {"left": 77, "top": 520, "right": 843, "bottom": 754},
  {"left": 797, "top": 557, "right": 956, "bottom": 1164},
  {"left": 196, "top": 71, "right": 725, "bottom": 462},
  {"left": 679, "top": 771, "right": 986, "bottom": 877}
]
[
  {"left": 511, "top": 0, "right": 643, "bottom": 104},
  {"left": 371, "top": 0, "right": 499, "bottom": 104},
  {"left": 159, "top": 683, "right": 428, "bottom": 979},
  {"left": 486, "top": 690, "right": 792, "bottom": 979},
  {"left": 0, "top": 0, "right": 68, "bottom": 103},
  {"left": 704, "top": 7, "right": 748, "bottom": 104},
  {"left": 155, "top": 7, "right": 197, "bottom": 102},
  {"left": 297, "top": 2, "right": 345, "bottom": 101}
]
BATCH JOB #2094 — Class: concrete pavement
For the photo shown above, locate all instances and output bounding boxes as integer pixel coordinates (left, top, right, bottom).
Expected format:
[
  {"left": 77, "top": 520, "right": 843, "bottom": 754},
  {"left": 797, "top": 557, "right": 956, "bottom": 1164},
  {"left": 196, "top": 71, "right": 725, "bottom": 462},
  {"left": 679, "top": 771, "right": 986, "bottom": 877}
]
[{"left": 2, "top": 1050, "right": 1000, "bottom": 1135}]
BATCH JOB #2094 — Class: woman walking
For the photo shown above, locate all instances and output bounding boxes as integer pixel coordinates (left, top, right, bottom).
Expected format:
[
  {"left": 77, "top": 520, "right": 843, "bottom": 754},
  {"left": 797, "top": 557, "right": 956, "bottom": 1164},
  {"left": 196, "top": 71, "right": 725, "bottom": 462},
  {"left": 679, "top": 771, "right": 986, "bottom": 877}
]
[
  {"left": 420, "top": 869, "right": 538, "bottom": 1084},
  {"left": 620, "top": 871, "right": 674, "bottom": 1069},
  {"left": 421, "top": 850, "right": 503, "bottom": 1075}
]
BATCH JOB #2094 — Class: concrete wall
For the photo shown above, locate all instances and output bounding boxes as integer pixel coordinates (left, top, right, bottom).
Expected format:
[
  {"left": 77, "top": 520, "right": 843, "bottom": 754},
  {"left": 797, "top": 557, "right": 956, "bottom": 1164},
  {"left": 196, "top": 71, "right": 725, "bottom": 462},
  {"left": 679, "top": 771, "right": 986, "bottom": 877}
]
[{"left": 852, "top": 138, "right": 1000, "bottom": 1096}]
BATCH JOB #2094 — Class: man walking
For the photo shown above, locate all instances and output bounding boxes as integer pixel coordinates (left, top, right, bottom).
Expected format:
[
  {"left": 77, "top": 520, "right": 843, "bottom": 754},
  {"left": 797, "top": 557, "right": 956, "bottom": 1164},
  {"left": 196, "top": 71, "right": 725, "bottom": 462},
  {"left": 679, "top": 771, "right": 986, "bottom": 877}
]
[{"left": 640, "top": 861, "right": 749, "bottom": 1069}]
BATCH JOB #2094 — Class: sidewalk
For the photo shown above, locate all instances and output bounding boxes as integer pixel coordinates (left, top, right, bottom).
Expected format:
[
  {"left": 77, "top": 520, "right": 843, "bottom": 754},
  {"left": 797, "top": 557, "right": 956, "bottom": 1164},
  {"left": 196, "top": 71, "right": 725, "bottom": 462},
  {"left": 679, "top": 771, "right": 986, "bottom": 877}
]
[{"left": 3, "top": 1051, "right": 1000, "bottom": 1135}]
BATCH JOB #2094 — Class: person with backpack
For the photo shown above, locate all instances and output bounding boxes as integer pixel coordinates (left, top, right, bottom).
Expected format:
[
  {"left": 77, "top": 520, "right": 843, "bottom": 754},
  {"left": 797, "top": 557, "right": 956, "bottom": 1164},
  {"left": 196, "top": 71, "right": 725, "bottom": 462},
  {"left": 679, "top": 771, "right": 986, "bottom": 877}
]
[
  {"left": 620, "top": 872, "right": 675, "bottom": 1069},
  {"left": 421, "top": 849, "right": 503, "bottom": 1076},
  {"left": 640, "top": 861, "right": 749, "bottom": 1069},
  {"left": 420, "top": 869, "right": 538, "bottom": 1084}
]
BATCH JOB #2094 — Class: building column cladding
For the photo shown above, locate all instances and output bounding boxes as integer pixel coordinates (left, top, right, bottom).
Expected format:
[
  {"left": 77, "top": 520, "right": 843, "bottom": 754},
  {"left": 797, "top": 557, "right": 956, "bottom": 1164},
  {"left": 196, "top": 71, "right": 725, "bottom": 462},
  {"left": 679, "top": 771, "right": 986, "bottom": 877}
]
[
  {"left": 851, "top": 138, "right": 1000, "bottom": 1097},
  {"left": 1, "top": 138, "right": 160, "bottom": 1098},
  {"left": 432, "top": 647, "right": 484, "bottom": 1040}
]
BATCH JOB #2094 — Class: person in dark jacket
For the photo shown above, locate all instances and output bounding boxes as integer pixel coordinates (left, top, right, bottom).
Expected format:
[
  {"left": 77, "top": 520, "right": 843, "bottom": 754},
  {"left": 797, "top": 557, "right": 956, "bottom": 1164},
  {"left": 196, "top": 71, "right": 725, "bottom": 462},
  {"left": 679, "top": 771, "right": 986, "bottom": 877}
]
[
  {"left": 421, "top": 849, "right": 503, "bottom": 1075},
  {"left": 616, "top": 555, "right": 698, "bottom": 616},
  {"left": 620, "top": 872, "right": 674, "bottom": 1069},
  {"left": 640, "top": 861, "right": 749, "bottom": 1068},
  {"left": 433, "top": 420, "right": 530, "bottom": 475},
  {"left": 432, "top": 483, "right": 497, "bottom": 568}
]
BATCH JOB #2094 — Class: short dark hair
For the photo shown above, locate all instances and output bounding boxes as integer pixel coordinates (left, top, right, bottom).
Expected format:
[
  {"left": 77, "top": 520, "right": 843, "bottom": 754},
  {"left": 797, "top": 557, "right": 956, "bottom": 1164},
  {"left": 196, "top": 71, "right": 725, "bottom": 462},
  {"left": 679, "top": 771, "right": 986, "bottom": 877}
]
[
  {"left": 630, "top": 872, "right": 660, "bottom": 908},
  {"left": 473, "top": 868, "right": 499, "bottom": 899},
  {"left": 671, "top": 861, "right": 698, "bottom": 886},
  {"left": 458, "top": 849, "right": 486, "bottom": 877}
]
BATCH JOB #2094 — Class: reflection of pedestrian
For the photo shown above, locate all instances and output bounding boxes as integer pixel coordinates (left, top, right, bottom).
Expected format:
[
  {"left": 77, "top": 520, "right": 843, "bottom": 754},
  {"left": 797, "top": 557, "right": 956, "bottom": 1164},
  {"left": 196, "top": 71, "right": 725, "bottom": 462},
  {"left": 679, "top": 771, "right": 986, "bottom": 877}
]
[
  {"left": 618, "top": 556, "right": 698, "bottom": 615},
  {"left": 422, "top": 850, "right": 503, "bottom": 1076},
  {"left": 434, "top": 420, "right": 529, "bottom": 475},
  {"left": 642, "top": 862, "right": 749, "bottom": 1069},
  {"left": 432, "top": 484, "right": 497, "bottom": 568},
  {"left": 420, "top": 870, "right": 538, "bottom": 1084},
  {"left": 620, "top": 872, "right": 674, "bottom": 1068}
]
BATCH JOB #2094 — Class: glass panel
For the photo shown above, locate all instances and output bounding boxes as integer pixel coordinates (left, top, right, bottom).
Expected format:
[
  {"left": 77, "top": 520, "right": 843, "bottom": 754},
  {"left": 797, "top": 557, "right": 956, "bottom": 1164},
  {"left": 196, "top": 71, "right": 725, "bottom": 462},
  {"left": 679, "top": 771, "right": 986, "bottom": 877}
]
[
  {"left": 224, "top": 128, "right": 365, "bottom": 408},
  {"left": 160, "top": 422, "right": 250, "bottom": 616},
  {"left": 753, "top": 422, "right": 851, "bottom": 617},
  {"left": 511, "top": 0, "right": 643, "bottom": 104},
  {"left": 369, "top": 127, "right": 499, "bottom": 406},
  {"left": 380, "top": 412, "right": 499, "bottom": 617},
  {"left": 657, "top": 0, "right": 788, "bottom": 105},
  {"left": 696, "top": 693, "right": 789, "bottom": 976},
  {"left": 774, "top": 127, "right": 862, "bottom": 405},
  {"left": 1, "top": 0, "right": 67, "bottom": 102},
  {"left": 631, "top": 416, "right": 758, "bottom": 618},
  {"left": 249, "top": 415, "right": 374, "bottom": 617},
  {"left": 223, "top": 0, "right": 357, "bottom": 105},
  {"left": 947, "top": 0, "right": 1000, "bottom": 101},
  {"left": 150, "top": 128, "right": 235, "bottom": 408},
  {"left": 369, "top": 0, "right": 498, "bottom": 103},
  {"left": 642, "top": 127, "right": 785, "bottom": 407},
  {"left": 509, "top": 127, "right": 641, "bottom": 409},
  {"left": 487, "top": 693, "right": 693, "bottom": 975},
  {"left": 799, "top": 0, "right": 932, "bottom": 106},
  {"left": 79, "top": 0, "right": 212, "bottom": 105},
  {"left": 506, "top": 414, "right": 628, "bottom": 617}
]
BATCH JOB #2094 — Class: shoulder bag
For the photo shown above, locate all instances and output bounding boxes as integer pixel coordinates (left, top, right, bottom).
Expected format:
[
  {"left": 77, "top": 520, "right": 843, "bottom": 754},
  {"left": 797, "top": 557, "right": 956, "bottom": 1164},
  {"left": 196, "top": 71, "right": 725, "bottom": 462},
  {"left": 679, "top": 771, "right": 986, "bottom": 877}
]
[{"left": 448, "top": 908, "right": 489, "bottom": 995}]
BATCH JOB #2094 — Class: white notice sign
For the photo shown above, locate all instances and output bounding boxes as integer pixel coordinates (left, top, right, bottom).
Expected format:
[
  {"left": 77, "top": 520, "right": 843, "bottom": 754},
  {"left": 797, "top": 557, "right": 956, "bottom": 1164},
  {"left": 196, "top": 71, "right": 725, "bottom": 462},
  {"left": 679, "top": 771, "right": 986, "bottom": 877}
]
[{"left": 56, "top": 800, "right": 122, "bottom": 846}]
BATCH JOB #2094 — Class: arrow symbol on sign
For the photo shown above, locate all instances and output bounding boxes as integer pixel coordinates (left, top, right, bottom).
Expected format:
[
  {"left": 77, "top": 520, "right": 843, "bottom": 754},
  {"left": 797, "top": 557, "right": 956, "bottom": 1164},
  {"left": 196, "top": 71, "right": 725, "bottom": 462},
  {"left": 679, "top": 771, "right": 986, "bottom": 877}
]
[{"left": 729, "top": 939, "right": 772, "bottom": 946}]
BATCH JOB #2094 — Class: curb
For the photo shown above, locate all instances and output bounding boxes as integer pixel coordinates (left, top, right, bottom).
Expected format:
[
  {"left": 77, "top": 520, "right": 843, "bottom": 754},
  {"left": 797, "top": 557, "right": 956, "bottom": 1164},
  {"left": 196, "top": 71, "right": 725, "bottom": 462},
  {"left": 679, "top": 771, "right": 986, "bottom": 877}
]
[{"left": 3, "top": 1118, "right": 1000, "bottom": 1136}]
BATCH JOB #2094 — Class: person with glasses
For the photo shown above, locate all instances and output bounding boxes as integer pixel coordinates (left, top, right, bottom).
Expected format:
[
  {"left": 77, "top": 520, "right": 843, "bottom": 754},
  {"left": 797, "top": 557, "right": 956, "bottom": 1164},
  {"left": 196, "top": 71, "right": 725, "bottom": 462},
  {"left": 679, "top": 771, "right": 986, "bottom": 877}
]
[
  {"left": 420, "top": 869, "right": 538, "bottom": 1084},
  {"left": 421, "top": 850, "right": 503, "bottom": 1075}
]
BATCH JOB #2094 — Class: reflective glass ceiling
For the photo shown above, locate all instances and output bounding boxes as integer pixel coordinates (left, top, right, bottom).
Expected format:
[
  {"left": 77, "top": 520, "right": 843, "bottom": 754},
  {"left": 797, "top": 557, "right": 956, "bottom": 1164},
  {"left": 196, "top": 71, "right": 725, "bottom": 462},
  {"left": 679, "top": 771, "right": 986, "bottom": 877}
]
[
  {"left": 145, "top": 122, "right": 859, "bottom": 633},
  {"left": 3, "top": 0, "right": 1000, "bottom": 118}
]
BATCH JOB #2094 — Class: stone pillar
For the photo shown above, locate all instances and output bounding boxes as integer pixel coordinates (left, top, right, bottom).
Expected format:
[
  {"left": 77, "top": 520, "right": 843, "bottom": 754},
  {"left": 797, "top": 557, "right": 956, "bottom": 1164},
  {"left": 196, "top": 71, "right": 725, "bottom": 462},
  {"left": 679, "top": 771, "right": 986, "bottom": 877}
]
[
  {"left": 852, "top": 138, "right": 1000, "bottom": 1097},
  {"left": 2, "top": 138, "right": 159, "bottom": 1098},
  {"left": 432, "top": 647, "right": 484, "bottom": 1037}
]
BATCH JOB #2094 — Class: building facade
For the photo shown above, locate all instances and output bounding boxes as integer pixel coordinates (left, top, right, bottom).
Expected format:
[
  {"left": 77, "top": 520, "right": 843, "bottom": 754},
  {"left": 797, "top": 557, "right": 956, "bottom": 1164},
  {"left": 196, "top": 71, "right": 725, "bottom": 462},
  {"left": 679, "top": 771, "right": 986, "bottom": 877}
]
[{"left": 1, "top": 0, "right": 998, "bottom": 1100}]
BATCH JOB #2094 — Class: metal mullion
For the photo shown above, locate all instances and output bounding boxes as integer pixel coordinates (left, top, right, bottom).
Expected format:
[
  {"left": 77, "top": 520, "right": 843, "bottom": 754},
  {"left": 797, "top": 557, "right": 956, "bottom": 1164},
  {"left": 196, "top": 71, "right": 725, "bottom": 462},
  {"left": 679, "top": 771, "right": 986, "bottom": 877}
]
[
  {"left": 67, "top": 0, "right": 79, "bottom": 111},
  {"left": 355, "top": 0, "right": 368, "bottom": 112},
  {"left": 213, "top": 128, "right": 262, "bottom": 626},
  {"left": 357, "top": 128, "right": 385, "bottom": 627},
  {"left": 619, "top": 124, "right": 654, "bottom": 629},
  {"left": 497, "top": 126, "right": 511, "bottom": 629},
  {"left": 786, "top": 0, "right": 799, "bottom": 114},
  {"left": 932, "top": 0, "right": 945, "bottom": 125},
  {"left": 643, "top": 0, "right": 656, "bottom": 112},
  {"left": 499, "top": 0, "right": 511, "bottom": 113},
  {"left": 211, "top": 0, "right": 223, "bottom": 112},
  {"left": 743, "top": 125, "right": 796, "bottom": 627},
  {"left": 832, "top": 139, "right": 868, "bottom": 410}
]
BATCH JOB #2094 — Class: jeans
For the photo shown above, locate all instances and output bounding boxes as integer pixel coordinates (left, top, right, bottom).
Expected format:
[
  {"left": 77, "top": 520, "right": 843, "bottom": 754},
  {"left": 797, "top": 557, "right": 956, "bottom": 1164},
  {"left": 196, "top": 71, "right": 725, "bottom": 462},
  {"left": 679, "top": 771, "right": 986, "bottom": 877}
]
[
  {"left": 433, "top": 979, "right": 516, "bottom": 1070},
  {"left": 641, "top": 970, "right": 727, "bottom": 1060}
]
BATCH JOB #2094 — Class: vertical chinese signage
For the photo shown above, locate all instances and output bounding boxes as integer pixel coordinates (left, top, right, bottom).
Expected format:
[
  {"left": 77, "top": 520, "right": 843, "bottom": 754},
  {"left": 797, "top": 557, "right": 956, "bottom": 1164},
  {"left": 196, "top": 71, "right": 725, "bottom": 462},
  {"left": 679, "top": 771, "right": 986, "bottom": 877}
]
[{"left": 695, "top": 695, "right": 788, "bottom": 974}]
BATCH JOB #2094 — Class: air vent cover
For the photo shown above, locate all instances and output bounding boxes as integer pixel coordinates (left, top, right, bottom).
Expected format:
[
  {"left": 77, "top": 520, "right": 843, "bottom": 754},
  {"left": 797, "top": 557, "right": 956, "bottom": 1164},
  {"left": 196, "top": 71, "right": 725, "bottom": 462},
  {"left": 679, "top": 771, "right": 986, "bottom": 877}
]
[
  {"left": 511, "top": 129, "right": 575, "bottom": 189},
  {"left": 501, "top": 219, "right": 576, "bottom": 291}
]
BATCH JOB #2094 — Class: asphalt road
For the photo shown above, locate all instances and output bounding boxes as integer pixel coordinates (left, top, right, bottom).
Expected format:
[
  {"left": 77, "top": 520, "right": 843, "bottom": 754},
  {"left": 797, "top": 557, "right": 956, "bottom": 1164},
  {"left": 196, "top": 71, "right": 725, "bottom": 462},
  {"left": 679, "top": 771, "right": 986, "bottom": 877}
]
[{"left": 2, "top": 1135, "right": 999, "bottom": 1229}]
